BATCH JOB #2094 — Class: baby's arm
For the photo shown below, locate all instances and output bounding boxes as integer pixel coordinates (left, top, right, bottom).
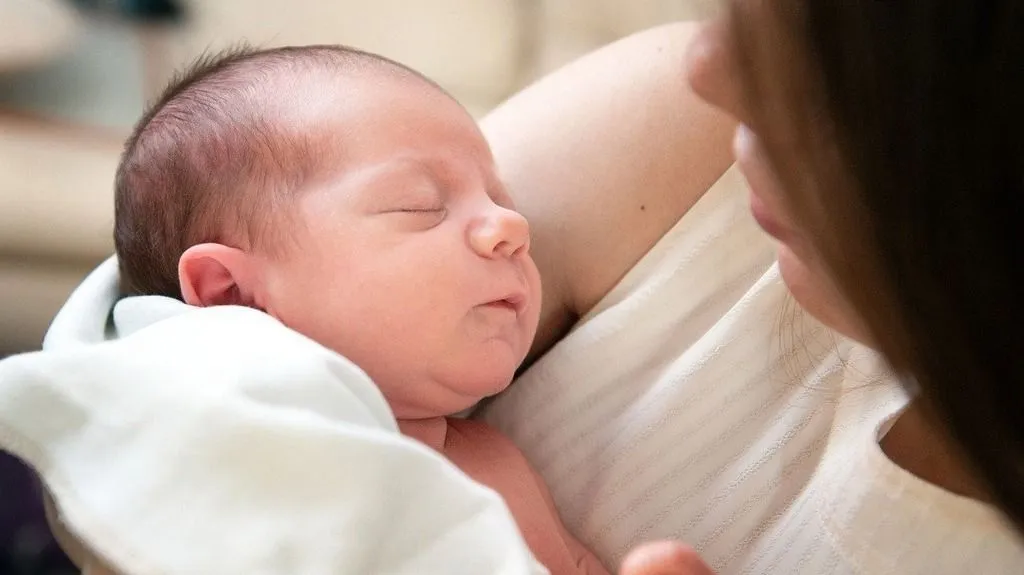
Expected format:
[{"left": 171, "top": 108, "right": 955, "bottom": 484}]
[
  {"left": 442, "top": 418, "right": 607, "bottom": 574},
  {"left": 524, "top": 464, "right": 611, "bottom": 575},
  {"left": 523, "top": 456, "right": 714, "bottom": 575}
]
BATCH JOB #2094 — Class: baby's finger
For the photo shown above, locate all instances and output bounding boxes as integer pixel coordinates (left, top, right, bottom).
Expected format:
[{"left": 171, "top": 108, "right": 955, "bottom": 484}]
[{"left": 619, "top": 541, "right": 714, "bottom": 575}]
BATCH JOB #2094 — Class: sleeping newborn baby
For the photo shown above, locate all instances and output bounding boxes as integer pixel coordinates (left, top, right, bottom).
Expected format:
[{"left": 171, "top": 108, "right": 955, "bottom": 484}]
[{"left": 113, "top": 45, "right": 608, "bottom": 575}]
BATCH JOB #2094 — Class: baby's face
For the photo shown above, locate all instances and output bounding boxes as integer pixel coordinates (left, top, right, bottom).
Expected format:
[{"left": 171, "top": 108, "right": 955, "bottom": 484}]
[{"left": 261, "top": 75, "right": 541, "bottom": 419}]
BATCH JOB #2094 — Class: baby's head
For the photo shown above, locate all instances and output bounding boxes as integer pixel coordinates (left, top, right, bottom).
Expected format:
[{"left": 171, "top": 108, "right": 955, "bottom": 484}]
[{"left": 115, "top": 46, "right": 541, "bottom": 418}]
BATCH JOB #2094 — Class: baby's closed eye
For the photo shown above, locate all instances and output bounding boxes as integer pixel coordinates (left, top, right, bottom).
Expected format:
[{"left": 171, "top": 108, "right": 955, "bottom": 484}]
[
  {"left": 378, "top": 179, "right": 445, "bottom": 213},
  {"left": 389, "top": 202, "right": 446, "bottom": 214},
  {"left": 366, "top": 185, "right": 445, "bottom": 215},
  {"left": 382, "top": 193, "right": 447, "bottom": 228}
]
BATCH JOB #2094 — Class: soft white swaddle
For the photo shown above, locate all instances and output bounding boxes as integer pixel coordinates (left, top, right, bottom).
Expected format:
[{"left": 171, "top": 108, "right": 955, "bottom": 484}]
[{"left": 0, "top": 259, "right": 545, "bottom": 574}]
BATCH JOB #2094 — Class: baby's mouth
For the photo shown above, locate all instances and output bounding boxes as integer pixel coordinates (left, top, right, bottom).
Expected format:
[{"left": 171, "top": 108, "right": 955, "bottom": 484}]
[{"left": 482, "top": 293, "right": 526, "bottom": 315}]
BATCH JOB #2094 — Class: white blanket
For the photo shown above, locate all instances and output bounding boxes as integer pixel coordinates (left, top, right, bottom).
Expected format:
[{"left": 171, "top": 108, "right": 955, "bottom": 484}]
[{"left": 0, "top": 259, "right": 546, "bottom": 574}]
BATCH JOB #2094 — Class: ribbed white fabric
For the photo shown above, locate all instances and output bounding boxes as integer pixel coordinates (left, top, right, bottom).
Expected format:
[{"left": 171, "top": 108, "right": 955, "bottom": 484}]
[{"left": 479, "top": 166, "right": 1024, "bottom": 574}]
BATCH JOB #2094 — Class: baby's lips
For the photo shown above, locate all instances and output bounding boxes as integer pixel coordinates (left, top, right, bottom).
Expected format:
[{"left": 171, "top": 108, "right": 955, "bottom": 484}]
[
  {"left": 501, "top": 291, "right": 527, "bottom": 314},
  {"left": 479, "top": 284, "right": 529, "bottom": 315}
]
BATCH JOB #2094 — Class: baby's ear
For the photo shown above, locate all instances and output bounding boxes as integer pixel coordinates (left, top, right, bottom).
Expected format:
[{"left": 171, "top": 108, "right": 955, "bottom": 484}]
[{"left": 178, "top": 244, "right": 261, "bottom": 308}]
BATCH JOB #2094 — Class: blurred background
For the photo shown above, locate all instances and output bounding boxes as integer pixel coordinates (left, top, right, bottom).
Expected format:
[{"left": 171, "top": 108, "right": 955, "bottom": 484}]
[
  {"left": 0, "top": 0, "right": 722, "bottom": 357},
  {"left": 0, "top": 0, "right": 717, "bottom": 571}
]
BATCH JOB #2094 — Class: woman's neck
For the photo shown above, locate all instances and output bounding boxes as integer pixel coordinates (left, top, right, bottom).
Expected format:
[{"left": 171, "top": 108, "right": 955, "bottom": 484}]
[
  {"left": 397, "top": 416, "right": 449, "bottom": 452},
  {"left": 880, "top": 400, "right": 990, "bottom": 502}
]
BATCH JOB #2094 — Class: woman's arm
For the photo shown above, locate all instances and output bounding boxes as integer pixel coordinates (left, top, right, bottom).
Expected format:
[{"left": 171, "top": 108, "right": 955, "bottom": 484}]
[{"left": 482, "top": 22, "right": 735, "bottom": 361}]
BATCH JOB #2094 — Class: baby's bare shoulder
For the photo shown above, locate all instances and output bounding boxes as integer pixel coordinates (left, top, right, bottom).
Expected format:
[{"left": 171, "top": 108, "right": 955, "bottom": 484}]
[
  {"left": 443, "top": 417, "right": 532, "bottom": 466},
  {"left": 445, "top": 417, "right": 520, "bottom": 448}
]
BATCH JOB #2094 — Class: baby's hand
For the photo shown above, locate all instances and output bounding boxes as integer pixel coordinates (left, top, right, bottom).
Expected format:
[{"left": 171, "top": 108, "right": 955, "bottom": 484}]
[{"left": 619, "top": 541, "right": 714, "bottom": 575}]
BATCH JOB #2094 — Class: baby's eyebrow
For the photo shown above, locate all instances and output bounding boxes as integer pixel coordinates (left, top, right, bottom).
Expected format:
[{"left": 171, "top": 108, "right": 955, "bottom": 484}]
[
  {"left": 336, "top": 158, "right": 421, "bottom": 190},
  {"left": 330, "top": 159, "right": 443, "bottom": 209},
  {"left": 368, "top": 155, "right": 434, "bottom": 181}
]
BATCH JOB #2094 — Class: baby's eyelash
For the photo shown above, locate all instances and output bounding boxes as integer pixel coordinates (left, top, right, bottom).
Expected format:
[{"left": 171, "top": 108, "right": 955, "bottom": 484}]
[{"left": 395, "top": 206, "right": 445, "bottom": 214}]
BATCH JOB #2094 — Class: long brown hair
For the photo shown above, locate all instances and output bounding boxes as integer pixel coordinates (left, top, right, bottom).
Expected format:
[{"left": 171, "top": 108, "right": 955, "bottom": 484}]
[{"left": 730, "top": 2, "right": 1024, "bottom": 528}]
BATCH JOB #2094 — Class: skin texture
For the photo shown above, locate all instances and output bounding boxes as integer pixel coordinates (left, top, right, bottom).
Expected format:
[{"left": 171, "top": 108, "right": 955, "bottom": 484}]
[
  {"left": 179, "top": 71, "right": 543, "bottom": 420},
  {"left": 177, "top": 69, "right": 616, "bottom": 574}
]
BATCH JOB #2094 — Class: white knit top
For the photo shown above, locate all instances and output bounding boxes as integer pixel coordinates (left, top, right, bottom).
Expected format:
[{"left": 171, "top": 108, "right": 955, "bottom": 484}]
[{"left": 479, "top": 167, "right": 1024, "bottom": 574}]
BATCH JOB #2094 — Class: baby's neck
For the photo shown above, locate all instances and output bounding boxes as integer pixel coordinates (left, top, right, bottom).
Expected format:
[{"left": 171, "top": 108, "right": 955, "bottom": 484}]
[{"left": 397, "top": 416, "right": 449, "bottom": 452}]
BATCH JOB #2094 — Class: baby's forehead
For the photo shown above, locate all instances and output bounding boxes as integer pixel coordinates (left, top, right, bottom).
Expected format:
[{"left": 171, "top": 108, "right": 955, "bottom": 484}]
[
  {"left": 230, "top": 66, "right": 491, "bottom": 204},
  {"left": 263, "top": 64, "right": 439, "bottom": 122},
  {"left": 269, "top": 74, "right": 482, "bottom": 156}
]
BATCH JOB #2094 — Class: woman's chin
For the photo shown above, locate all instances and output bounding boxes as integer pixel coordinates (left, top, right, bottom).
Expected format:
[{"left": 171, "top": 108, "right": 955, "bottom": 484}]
[{"left": 776, "top": 245, "right": 870, "bottom": 344}]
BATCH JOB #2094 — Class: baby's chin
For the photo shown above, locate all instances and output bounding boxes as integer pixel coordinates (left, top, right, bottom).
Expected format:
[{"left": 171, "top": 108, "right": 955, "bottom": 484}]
[
  {"left": 451, "top": 370, "right": 515, "bottom": 405},
  {"left": 387, "top": 366, "right": 515, "bottom": 419}
]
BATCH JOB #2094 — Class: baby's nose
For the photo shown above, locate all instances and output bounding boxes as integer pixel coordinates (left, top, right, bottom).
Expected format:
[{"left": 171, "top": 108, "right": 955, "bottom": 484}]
[{"left": 469, "top": 206, "right": 531, "bottom": 259}]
